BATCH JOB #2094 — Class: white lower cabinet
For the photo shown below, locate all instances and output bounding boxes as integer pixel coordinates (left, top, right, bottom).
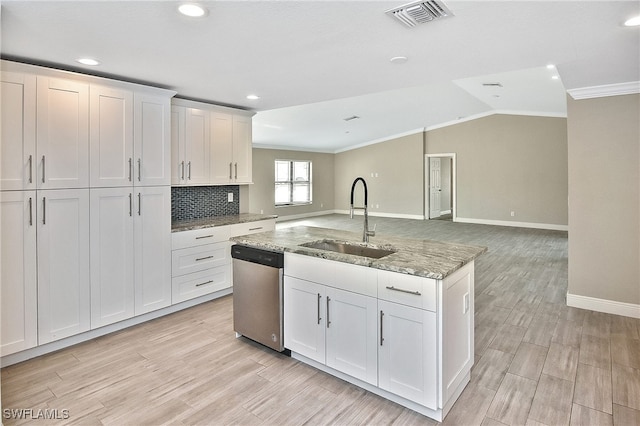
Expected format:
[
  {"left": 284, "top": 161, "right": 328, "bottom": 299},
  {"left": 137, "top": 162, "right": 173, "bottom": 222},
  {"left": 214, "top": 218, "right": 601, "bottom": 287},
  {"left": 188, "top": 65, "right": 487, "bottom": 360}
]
[
  {"left": 378, "top": 300, "right": 437, "bottom": 408},
  {"left": 283, "top": 277, "right": 326, "bottom": 363},
  {"left": 37, "top": 189, "right": 91, "bottom": 344},
  {"left": 0, "top": 191, "right": 37, "bottom": 356},
  {"left": 90, "top": 186, "right": 171, "bottom": 328}
]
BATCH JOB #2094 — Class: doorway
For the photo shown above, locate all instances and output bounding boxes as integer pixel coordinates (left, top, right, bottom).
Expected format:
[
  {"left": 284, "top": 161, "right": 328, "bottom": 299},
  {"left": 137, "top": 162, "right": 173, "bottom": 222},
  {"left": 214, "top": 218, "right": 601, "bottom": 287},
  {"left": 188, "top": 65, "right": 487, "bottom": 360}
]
[{"left": 425, "top": 153, "right": 456, "bottom": 221}]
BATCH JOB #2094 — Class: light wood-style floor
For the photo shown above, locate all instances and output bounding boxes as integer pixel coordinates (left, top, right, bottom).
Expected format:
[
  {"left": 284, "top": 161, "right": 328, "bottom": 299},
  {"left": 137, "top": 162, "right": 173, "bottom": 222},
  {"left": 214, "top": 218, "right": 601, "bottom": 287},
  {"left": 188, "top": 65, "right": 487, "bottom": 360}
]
[{"left": 2, "top": 215, "right": 639, "bottom": 425}]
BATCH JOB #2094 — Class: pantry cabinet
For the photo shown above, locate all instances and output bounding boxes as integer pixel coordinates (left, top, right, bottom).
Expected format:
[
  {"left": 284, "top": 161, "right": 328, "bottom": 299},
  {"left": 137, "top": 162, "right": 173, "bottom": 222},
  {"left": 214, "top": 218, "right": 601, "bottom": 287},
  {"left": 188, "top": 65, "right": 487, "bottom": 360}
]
[
  {"left": 0, "top": 72, "right": 36, "bottom": 191},
  {"left": 134, "top": 92, "right": 171, "bottom": 186},
  {"left": 36, "top": 77, "right": 90, "bottom": 189},
  {"left": 0, "top": 191, "right": 37, "bottom": 356},
  {"left": 37, "top": 189, "right": 91, "bottom": 345}
]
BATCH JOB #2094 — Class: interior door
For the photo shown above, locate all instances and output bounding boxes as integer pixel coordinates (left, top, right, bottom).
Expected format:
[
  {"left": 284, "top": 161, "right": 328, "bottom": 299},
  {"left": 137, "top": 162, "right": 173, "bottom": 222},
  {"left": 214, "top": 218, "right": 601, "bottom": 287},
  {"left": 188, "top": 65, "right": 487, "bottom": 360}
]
[{"left": 429, "top": 157, "right": 441, "bottom": 219}]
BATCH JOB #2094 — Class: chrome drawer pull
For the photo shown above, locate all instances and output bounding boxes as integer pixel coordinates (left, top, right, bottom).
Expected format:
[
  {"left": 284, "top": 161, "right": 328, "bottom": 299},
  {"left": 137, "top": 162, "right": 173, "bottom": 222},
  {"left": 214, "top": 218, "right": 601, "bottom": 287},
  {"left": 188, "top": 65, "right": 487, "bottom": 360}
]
[
  {"left": 195, "top": 235, "right": 214, "bottom": 239},
  {"left": 317, "top": 293, "right": 321, "bottom": 324},
  {"left": 326, "top": 296, "right": 331, "bottom": 328},
  {"left": 28, "top": 155, "right": 33, "bottom": 183},
  {"left": 137, "top": 158, "right": 141, "bottom": 181},
  {"left": 380, "top": 310, "right": 384, "bottom": 346},
  {"left": 195, "top": 255, "right": 213, "bottom": 261},
  {"left": 386, "top": 286, "right": 421, "bottom": 296},
  {"left": 195, "top": 280, "right": 213, "bottom": 287},
  {"left": 129, "top": 158, "right": 133, "bottom": 181},
  {"left": 249, "top": 227, "right": 262, "bottom": 231},
  {"left": 29, "top": 197, "right": 33, "bottom": 226}
]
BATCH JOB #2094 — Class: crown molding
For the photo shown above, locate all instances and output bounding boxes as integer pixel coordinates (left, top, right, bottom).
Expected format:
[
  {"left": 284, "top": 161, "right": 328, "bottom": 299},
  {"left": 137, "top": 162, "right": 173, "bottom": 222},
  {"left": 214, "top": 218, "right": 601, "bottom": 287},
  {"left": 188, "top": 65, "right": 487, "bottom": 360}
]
[{"left": 567, "top": 81, "right": 640, "bottom": 100}]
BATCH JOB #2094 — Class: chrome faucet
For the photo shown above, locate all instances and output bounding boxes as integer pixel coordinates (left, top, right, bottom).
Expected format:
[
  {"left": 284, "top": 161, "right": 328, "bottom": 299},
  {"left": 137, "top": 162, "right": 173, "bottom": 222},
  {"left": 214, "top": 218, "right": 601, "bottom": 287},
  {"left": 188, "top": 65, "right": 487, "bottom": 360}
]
[{"left": 350, "top": 177, "right": 375, "bottom": 243}]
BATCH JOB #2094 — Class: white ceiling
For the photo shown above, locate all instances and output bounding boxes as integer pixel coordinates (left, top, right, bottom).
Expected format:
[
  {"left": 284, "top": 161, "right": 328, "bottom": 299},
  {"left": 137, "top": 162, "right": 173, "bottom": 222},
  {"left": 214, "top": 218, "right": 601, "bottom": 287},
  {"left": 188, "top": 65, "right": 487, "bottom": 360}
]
[{"left": 2, "top": 1, "right": 638, "bottom": 152}]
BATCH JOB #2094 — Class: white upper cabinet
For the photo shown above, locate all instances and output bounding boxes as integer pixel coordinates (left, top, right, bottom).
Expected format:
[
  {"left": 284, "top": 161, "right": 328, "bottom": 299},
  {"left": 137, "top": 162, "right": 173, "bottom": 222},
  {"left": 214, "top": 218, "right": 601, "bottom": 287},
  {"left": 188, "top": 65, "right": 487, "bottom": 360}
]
[
  {"left": 134, "top": 92, "right": 171, "bottom": 186},
  {"left": 0, "top": 71, "right": 36, "bottom": 191},
  {"left": 36, "top": 77, "right": 90, "bottom": 189},
  {"left": 90, "top": 85, "right": 134, "bottom": 187},
  {"left": 210, "top": 111, "right": 253, "bottom": 184},
  {"left": 172, "top": 98, "right": 254, "bottom": 186}
]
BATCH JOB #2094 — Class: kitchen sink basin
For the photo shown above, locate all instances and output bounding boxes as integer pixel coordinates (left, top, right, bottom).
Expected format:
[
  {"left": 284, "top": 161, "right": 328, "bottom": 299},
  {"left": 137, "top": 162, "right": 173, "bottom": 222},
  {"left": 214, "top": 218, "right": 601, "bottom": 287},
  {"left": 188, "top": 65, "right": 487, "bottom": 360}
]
[{"left": 300, "top": 239, "right": 396, "bottom": 259}]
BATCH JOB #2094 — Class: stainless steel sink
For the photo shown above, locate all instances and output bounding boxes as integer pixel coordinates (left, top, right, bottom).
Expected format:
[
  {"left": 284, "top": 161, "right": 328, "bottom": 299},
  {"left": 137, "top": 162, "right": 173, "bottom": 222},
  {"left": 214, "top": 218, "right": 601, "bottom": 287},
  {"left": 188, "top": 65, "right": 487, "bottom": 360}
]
[{"left": 300, "top": 239, "right": 396, "bottom": 259}]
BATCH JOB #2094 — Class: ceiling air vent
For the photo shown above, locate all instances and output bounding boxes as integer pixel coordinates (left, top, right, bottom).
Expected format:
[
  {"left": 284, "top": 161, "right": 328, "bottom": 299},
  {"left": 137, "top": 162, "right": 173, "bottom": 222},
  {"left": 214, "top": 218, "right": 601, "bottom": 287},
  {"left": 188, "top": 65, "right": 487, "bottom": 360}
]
[{"left": 386, "top": 1, "right": 453, "bottom": 28}]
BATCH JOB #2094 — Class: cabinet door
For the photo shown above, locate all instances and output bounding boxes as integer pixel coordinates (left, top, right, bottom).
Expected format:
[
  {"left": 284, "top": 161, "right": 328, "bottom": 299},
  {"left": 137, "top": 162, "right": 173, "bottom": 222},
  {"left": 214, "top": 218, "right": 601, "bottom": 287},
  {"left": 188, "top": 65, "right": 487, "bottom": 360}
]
[
  {"left": 37, "top": 189, "right": 90, "bottom": 344},
  {"left": 0, "top": 191, "right": 37, "bottom": 356},
  {"left": 1, "top": 72, "right": 36, "bottom": 190},
  {"left": 134, "top": 93, "right": 171, "bottom": 186},
  {"left": 184, "top": 108, "right": 210, "bottom": 184},
  {"left": 325, "top": 287, "right": 378, "bottom": 385},
  {"left": 283, "top": 276, "right": 325, "bottom": 363},
  {"left": 170, "top": 105, "right": 186, "bottom": 185},
  {"left": 134, "top": 186, "right": 171, "bottom": 314},
  {"left": 210, "top": 111, "right": 233, "bottom": 184},
  {"left": 378, "top": 300, "right": 437, "bottom": 409},
  {"left": 89, "top": 85, "right": 134, "bottom": 187},
  {"left": 232, "top": 114, "right": 252, "bottom": 184},
  {"left": 36, "top": 77, "right": 89, "bottom": 189},
  {"left": 90, "top": 188, "right": 135, "bottom": 328}
]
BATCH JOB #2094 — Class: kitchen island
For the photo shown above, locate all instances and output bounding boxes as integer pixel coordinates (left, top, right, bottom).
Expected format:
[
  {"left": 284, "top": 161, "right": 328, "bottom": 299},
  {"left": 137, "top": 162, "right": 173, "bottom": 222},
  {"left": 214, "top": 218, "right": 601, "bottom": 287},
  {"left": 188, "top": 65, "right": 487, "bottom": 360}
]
[{"left": 231, "top": 226, "right": 486, "bottom": 421}]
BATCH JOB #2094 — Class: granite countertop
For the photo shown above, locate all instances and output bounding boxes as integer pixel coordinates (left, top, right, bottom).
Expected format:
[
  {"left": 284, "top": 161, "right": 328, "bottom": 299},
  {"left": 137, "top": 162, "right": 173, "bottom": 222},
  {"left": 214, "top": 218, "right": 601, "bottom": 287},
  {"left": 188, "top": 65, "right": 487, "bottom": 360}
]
[
  {"left": 171, "top": 213, "right": 278, "bottom": 232},
  {"left": 230, "top": 226, "right": 487, "bottom": 280}
]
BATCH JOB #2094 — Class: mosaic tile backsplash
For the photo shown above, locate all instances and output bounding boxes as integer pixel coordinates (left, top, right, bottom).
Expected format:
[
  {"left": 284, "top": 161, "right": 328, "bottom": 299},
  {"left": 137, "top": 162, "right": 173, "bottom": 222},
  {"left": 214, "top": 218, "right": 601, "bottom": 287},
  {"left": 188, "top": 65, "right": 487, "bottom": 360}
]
[{"left": 171, "top": 185, "right": 240, "bottom": 222}]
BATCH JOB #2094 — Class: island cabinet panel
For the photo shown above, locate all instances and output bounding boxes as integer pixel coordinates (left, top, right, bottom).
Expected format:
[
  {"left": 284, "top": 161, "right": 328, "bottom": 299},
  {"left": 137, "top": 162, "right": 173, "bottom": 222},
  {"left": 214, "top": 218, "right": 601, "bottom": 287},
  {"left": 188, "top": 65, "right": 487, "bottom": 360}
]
[
  {"left": 325, "top": 287, "right": 378, "bottom": 385},
  {"left": 378, "top": 299, "right": 437, "bottom": 408},
  {"left": 283, "top": 276, "right": 326, "bottom": 364},
  {"left": 441, "top": 264, "right": 474, "bottom": 405}
]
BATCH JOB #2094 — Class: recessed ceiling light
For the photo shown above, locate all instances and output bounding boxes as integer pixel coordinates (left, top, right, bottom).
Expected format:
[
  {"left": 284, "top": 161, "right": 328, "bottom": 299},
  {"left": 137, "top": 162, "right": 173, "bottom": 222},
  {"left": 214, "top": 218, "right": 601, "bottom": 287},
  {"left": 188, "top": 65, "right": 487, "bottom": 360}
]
[
  {"left": 624, "top": 15, "right": 640, "bottom": 26},
  {"left": 546, "top": 64, "right": 556, "bottom": 69},
  {"left": 76, "top": 58, "right": 100, "bottom": 66},
  {"left": 552, "top": 75, "right": 560, "bottom": 80},
  {"left": 390, "top": 56, "right": 408, "bottom": 64},
  {"left": 178, "top": 3, "right": 207, "bottom": 17},
  {"left": 246, "top": 94, "right": 260, "bottom": 100}
]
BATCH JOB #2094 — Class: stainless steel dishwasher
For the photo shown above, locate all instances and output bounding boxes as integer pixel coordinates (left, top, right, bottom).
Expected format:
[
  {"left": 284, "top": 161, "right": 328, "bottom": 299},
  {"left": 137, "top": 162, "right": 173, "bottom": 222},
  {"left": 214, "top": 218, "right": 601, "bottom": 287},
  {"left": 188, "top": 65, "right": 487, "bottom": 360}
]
[{"left": 231, "top": 245, "right": 286, "bottom": 352}]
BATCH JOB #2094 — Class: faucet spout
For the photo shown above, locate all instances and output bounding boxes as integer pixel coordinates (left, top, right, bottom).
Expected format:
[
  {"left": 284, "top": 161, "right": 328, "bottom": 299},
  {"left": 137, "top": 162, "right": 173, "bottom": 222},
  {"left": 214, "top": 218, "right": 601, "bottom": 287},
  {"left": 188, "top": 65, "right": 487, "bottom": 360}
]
[{"left": 350, "top": 177, "right": 375, "bottom": 242}]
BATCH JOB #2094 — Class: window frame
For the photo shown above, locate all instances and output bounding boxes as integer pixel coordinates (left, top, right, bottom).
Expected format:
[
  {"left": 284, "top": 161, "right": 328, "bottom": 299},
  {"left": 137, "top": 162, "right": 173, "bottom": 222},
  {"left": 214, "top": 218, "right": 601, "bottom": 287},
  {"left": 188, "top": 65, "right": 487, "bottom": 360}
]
[{"left": 274, "top": 159, "right": 313, "bottom": 207}]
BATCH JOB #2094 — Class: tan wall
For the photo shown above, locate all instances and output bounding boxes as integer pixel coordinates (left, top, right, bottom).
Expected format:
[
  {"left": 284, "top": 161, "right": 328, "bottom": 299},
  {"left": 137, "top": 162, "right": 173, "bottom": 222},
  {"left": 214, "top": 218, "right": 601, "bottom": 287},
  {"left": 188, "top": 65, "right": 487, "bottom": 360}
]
[
  {"left": 246, "top": 148, "right": 335, "bottom": 217},
  {"left": 334, "top": 133, "right": 424, "bottom": 217},
  {"left": 567, "top": 94, "right": 640, "bottom": 305},
  {"left": 425, "top": 114, "right": 568, "bottom": 226}
]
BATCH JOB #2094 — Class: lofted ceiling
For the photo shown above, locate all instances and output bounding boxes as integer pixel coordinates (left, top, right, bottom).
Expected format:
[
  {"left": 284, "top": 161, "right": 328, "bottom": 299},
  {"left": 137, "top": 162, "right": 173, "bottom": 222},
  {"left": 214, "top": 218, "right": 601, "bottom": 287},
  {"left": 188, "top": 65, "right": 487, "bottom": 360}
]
[{"left": 1, "top": 1, "right": 638, "bottom": 152}]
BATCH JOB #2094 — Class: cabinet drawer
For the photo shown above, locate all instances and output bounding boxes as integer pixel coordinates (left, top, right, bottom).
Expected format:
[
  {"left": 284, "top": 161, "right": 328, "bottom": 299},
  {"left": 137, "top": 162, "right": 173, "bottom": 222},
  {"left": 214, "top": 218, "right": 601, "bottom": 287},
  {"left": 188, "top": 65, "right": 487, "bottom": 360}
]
[
  {"left": 228, "top": 219, "right": 275, "bottom": 237},
  {"left": 285, "top": 252, "right": 332, "bottom": 284},
  {"left": 172, "top": 265, "right": 231, "bottom": 304},
  {"left": 171, "top": 242, "right": 230, "bottom": 277},
  {"left": 172, "top": 227, "right": 232, "bottom": 250},
  {"left": 377, "top": 271, "right": 437, "bottom": 311}
]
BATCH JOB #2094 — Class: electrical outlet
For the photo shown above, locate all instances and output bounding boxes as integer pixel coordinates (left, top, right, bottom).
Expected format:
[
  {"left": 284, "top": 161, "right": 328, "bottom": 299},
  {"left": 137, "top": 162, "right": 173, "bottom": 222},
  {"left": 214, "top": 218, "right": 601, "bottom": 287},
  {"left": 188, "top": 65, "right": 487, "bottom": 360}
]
[
  {"left": 463, "top": 293, "right": 470, "bottom": 314},
  {"left": 510, "top": 211, "right": 515, "bottom": 217},
  {"left": 320, "top": 203, "right": 324, "bottom": 208},
  {"left": 260, "top": 209, "right": 264, "bottom": 214},
  {"left": 228, "top": 193, "right": 234, "bottom": 202}
]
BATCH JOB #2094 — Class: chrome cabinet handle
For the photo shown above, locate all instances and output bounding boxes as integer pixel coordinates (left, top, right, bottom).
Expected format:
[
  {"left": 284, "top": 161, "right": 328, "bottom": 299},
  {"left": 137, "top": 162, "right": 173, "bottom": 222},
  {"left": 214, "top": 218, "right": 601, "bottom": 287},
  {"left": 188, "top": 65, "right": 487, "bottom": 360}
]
[
  {"left": 129, "top": 158, "right": 133, "bottom": 181},
  {"left": 249, "top": 227, "right": 262, "bottom": 231},
  {"left": 196, "top": 280, "right": 213, "bottom": 287},
  {"left": 326, "top": 296, "right": 331, "bottom": 328},
  {"left": 28, "top": 155, "right": 33, "bottom": 184},
  {"left": 380, "top": 310, "right": 384, "bottom": 346},
  {"left": 195, "top": 255, "right": 213, "bottom": 262},
  {"left": 195, "top": 234, "right": 213, "bottom": 240},
  {"left": 317, "top": 293, "right": 322, "bottom": 325},
  {"left": 129, "top": 193, "right": 132, "bottom": 216},
  {"left": 42, "top": 197, "right": 46, "bottom": 224},
  {"left": 229, "top": 162, "right": 233, "bottom": 180},
  {"left": 137, "top": 193, "right": 141, "bottom": 216},
  {"left": 41, "top": 156, "right": 46, "bottom": 183},
  {"left": 29, "top": 197, "right": 33, "bottom": 226},
  {"left": 188, "top": 161, "right": 192, "bottom": 180},
  {"left": 137, "top": 158, "right": 141, "bottom": 181},
  {"left": 180, "top": 161, "right": 185, "bottom": 180},
  {"left": 234, "top": 162, "right": 238, "bottom": 180},
  {"left": 385, "top": 285, "right": 421, "bottom": 296}
]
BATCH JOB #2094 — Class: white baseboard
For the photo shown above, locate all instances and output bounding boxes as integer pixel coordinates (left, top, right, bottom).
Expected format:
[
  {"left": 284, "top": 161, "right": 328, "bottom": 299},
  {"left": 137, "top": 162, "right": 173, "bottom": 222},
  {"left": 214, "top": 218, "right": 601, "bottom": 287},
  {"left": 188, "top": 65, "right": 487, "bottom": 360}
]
[
  {"left": 456, "top": 217, "right": 568, "bottom": 231},
  {"left": 567, "top": 293, "right": 640, "bottom": 319},
  {"left": 275, "top": 210, "right": 337, "bottom": 222},
  {"left": 334, "top": 210, "right": 424, "bottom": 220}
]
